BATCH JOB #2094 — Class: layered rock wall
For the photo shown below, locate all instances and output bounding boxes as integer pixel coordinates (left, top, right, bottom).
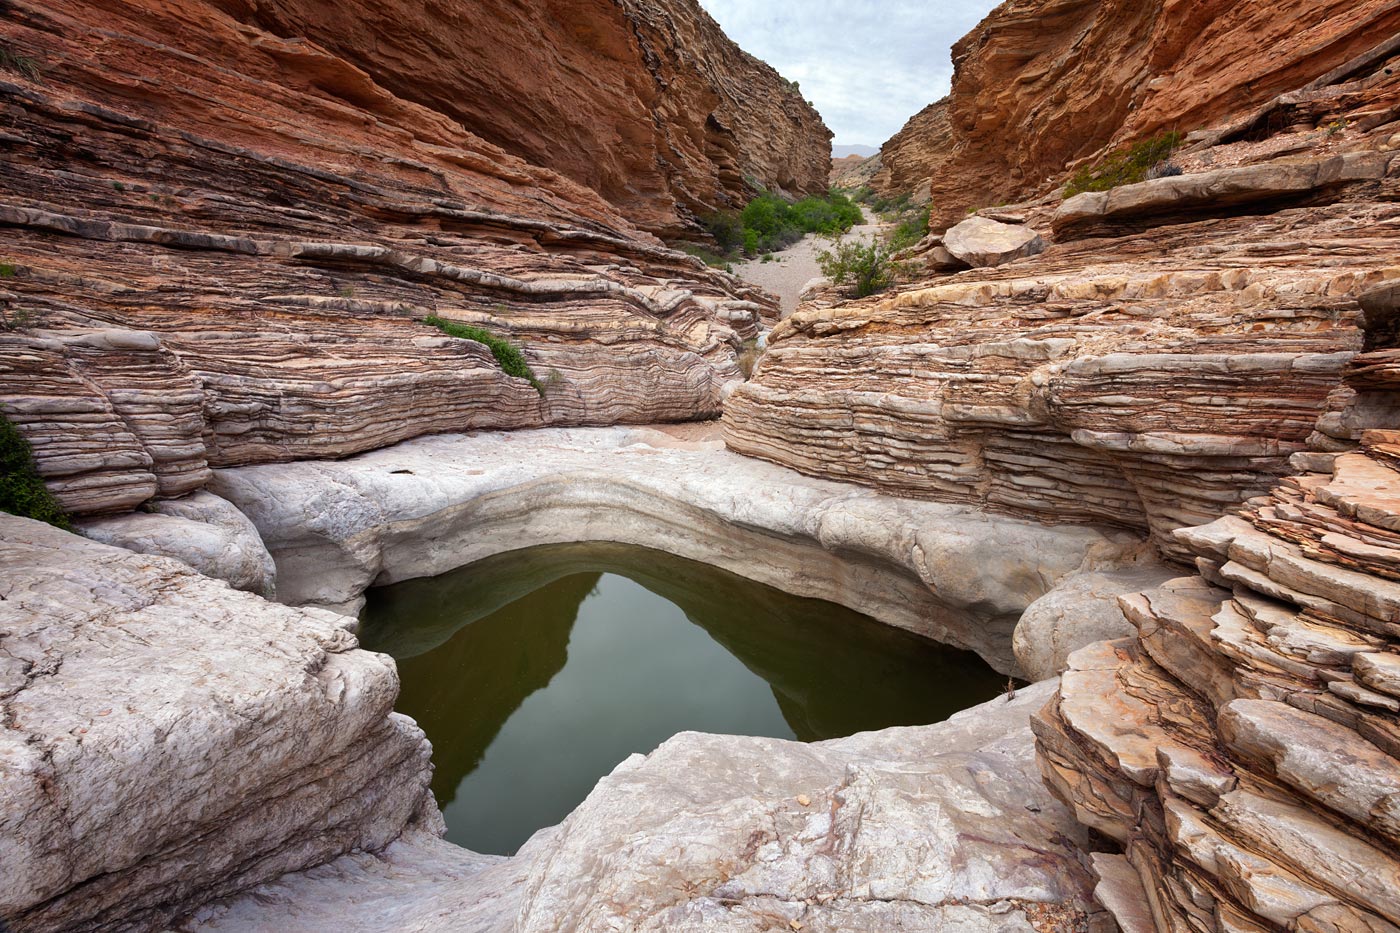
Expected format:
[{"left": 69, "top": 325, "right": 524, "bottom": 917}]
[
  {"left": 726, "top": 150, "right": 1400, "bottom": 559},
  {"left": 1034, "top": 391, "right": 1400, "bottom": 929},
  {"left": 0, "top": 0, "right": 790, "bottom": 518},
  {"left": 213, "top": 0, "right": 832, "bottom": 236},
  {"left": 875, "top": 0, "right": 1400, "bottom": 227}
]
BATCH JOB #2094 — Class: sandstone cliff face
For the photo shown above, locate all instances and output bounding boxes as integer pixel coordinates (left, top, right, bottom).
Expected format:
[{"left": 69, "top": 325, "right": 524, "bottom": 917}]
[
  {"left": 0, "top": 0, "right": 794, "bottom": 518},
  {"left": 875, "top": 0, "right": 1400, "bottom": 228},
  {"left": 213, "top": 0, "right": 832, "bottom": 237}
]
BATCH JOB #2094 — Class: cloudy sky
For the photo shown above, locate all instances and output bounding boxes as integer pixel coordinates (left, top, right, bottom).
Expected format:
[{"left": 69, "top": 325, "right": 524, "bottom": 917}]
[{"left": 697, "top": 0, "right": 1000, "bottom": 148}]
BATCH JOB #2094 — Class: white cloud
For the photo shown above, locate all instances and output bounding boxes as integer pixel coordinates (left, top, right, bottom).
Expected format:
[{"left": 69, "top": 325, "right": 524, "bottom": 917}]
[{"left": 697, "top": 0, "right": 999, "bottom": 147}]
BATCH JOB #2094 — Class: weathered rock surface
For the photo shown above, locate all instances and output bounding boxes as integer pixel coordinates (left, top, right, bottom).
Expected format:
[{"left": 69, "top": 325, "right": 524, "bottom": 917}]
[
  {"left": 0, "top": 514, "right": 435, "bottom": 932},
  {"left": 875, "top": 0, "right": 1400, "bottom": 227},
  {"left": 77, "top": 490, "right": 277, "bottom": 596},
  {"left": 214, "top": 0, "right": 832, "bottom": 237},
  {"left": 1014, "top": 563, "right": 1181, "bottom": 683},
  {"left": 1034, "top": 426, "right": 1400, "bottom": 931},
  {"left": 0, "top": 0, "right": 793, "bottom": 518},
  {"left": 943, "top": 216, "right": 1046, "bottom": 268},
  {"left": 211, "top": 425, "right": 1154, "bottom": 675},
  {"left": 192, "top": 681, "right": 1111, "bottom": 933}
]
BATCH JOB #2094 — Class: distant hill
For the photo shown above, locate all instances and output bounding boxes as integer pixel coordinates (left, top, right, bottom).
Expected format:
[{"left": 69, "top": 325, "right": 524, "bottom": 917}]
[{"left": 832, "top": 144, "right": 879, "bottom": 159}]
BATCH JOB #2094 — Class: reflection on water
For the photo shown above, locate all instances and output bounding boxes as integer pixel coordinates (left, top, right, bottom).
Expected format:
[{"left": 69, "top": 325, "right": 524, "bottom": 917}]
[{"left": 358, "top": 543, "right": 1005, "bottom": 855}]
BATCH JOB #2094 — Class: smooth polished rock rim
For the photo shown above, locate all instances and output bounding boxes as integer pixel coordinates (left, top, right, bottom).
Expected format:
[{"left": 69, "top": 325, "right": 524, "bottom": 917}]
[{"left": 209, "top": 424, "right": 1162, "bottom": 677}]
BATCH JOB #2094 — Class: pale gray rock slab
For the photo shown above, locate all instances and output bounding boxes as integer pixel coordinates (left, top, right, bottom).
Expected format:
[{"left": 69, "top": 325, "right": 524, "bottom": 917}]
[
  {"left": 1014, "top": 562, "right": 1180, "bottom": 681},
  {"left": 514, "top": 680, "right": 1101, "bottom": 932},
  {"left": 190, "top": 683, "right": 1108, "bottom": 933},
  {"left": 0, "top": 514, "right": 432, "bottom": 932},
  {"left": 76, "top": 489, "right": 276, "bottom": 596},
  {"left": 943, "top": 216, "right": 1046, "bottom": 268},
  {"left": 211, "top": 426, "right": 1147, "bottom": 676}
]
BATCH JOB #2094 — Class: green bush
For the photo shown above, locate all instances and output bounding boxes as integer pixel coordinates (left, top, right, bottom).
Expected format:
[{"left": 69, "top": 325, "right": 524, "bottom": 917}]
[
  {"left": 423, "top": 315, "right": 542, "bottom": 394},
  {"left": 702, "top": 211, "right": 744, "bottom": 254},
  {"left": 0, "top": 412, "right": 70, "bottom": 530},
  {"left": 701, "top": 190, "right": 864, "bottom": 258},
  {"left": 816, "top": 236, "right": 899, "bottom": 298},
  {"left": 887, "top": 206, "right": 930, "bottom": 253},
  {"left": 1064, "top": 131, "right": 1184, "bottom": 197}
]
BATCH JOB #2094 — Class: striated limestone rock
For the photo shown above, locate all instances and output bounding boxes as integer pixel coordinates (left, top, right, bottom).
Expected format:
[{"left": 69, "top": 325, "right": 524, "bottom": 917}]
[
  {"left": 875, "top": 0, "right": 1400, "bottom": 228},
  {"left": 76, "top": 490, "right": 277, "bottom": 597},
  {"left": 943, "top": 216, "right": 1046, "bottom": 268},
  {"left": 192, "top": 682, "right": 1111, "bottom": 933},
  {"left": 0, "top": 0, "right": 787, "bottom": 518},
  {"left": 0, "top": 514, "right": 435, "bottom": 932},
  {"left": 1034, "top": 425, "right": 1400, "bottom": 932},
  {"left": 209, "top": 425, "right": 1153, "bottom": 675}
]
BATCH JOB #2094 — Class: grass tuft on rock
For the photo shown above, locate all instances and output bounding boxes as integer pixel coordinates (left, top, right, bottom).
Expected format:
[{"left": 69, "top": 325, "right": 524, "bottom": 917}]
[
  {"left": 1064, "top": 131, "right": 1184, "bottom": 197},
  {"left": 423, "top": 315, "right": 542, "bottom": 394},
  {"left": 0, "top": 411, "right": 70, "bottom": 530}
]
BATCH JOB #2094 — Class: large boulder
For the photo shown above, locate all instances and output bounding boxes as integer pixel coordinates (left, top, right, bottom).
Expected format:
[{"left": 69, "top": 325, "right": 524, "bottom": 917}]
[{"left": 942, "top": 216, "right": 1046, "bottom": 268}]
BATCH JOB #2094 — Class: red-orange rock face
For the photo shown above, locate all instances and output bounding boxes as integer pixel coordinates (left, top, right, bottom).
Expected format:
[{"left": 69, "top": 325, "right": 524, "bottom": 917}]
[
  {"left": 876, "top": 0, "right": 1400, "bottom": 228},
  {"left": 213, "top": 0, "right": 833, "bottom": 237},
  {"left": 0, "top": 0, "right": 797, "bottom": 516}
]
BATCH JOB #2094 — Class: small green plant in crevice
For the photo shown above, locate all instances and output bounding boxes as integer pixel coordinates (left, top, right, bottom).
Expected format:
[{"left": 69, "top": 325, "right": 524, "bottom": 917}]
[
  {"left": 678, "top": 244, "right": 733, "bottom": 272},
  {"left": 1064, "top": 131, "right": 1184, "bottom": 197},
  {"left": 816, "top": 235, "right": 901, "bottom": 299},
  {"left": 1325, "top": 118, "right": 1349, "bottom": 137},
  {"left": 423, "top": 314, "right": 542, "bottom": 394},
  {"left": 0, "top": 42, "right": 41, "bottom": 82},
  {"left": 0, "top": 411, "right": 70, "bottom": 530}
]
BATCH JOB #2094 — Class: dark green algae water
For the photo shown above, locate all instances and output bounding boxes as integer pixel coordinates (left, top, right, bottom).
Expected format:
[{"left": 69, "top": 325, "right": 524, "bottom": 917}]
[{"left": 357, "top": 542, "right": 1005, "bottom": 856}]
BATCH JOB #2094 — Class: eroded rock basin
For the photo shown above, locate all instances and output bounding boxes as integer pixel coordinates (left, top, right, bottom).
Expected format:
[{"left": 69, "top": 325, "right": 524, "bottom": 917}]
[{"left": 359, "top": 542, "right": 1007, "bottom": 855}]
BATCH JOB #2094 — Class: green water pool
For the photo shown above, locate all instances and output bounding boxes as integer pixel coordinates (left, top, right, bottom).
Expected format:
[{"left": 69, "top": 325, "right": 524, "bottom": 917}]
[{"left": 357, "top": 542, "right": 1006, "bottom": 856}]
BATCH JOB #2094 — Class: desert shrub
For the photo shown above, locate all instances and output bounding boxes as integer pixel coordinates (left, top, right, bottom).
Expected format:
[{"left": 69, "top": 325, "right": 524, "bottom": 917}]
[
  {"left": 816, "top": 236, "right": 899, "bottom": 298},
  {"left": 739, "top": 193, "right": 800, "bottom": 252},
  {"left": 702, "top": 211, "right": 744, "bottom": 254},
  {"left": 887, "top": 205, "right": 930, "bottom": 252},
  {"left": 423, "top": 315, "right": 542, "bottom": 394},
  {"left": 0, "top": 411, "right": 70, "bottom": 530},
  {"left": 1064, "top": 131, "right": 1184, "bottom": 196},
  {"left": 789, "top": 190, "right": 862, "bottom": 235}
]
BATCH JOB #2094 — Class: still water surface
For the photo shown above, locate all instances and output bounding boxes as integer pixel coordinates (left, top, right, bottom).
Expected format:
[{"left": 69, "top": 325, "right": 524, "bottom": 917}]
[{"left": 358, "top": 543, "right": 1005, "bottom": 855}]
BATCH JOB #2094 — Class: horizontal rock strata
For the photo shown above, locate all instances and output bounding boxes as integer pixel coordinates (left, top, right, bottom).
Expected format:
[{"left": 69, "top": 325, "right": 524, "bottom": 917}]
[
  {"left": 729, "top": 136, "right": 1400, "bottom": 562},
  {"left": 209, "top": 425, "right": 1155, "bottom": 676},
  {"left": 0, "top": 514, "right": 435, "bottom": 932},
  {"left": 0, "top": 0, "right": 784, "bottom": 518},
  {"left": 1033, "top": 426, "right": 1400, "bottom": 932},
  {"left": 193, "top": 682, "right": 1112, "bottom": 933}
]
